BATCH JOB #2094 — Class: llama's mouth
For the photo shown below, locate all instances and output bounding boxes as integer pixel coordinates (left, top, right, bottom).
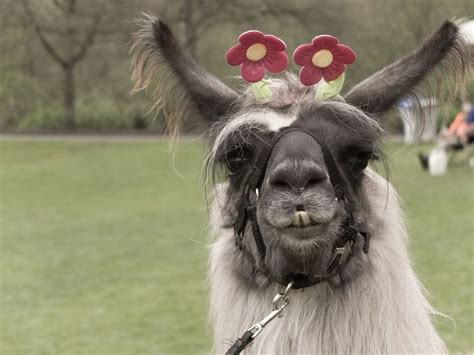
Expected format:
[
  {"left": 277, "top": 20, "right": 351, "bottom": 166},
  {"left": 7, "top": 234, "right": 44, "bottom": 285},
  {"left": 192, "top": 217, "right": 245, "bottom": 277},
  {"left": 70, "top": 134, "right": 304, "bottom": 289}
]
[
  {"left": 291, "top": 211, "right": 312, "bottom": 227},
  {"left": 282, "top": 221, "right": 327, "bottom": 234},
  {"left": 287, "top": 221, "right": 322, "bottom": 229},
  {"left": 277, "top": 211, "right": 331, "bottom": 232}
]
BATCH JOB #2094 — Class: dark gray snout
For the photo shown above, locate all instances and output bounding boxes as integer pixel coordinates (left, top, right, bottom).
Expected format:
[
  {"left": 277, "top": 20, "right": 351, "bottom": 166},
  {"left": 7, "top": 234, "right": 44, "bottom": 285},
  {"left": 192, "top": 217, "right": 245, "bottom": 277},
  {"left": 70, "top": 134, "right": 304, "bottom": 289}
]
[{"left": 259, "top": 132, "right": 339, "bottom": 231}]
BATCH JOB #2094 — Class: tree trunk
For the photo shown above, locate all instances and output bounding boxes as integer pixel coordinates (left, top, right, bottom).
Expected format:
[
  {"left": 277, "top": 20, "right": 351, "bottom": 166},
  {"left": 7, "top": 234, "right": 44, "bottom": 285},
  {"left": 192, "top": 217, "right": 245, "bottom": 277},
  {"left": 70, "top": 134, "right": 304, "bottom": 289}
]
[{"left": 63, "top": 66, "right": 76, "bottom": 129}]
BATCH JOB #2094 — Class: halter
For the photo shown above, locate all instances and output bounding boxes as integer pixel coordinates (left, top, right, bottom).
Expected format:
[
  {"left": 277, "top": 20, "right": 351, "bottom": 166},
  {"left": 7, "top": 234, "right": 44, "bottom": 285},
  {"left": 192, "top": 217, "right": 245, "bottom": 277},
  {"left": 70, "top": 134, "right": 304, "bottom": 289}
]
[{"left": 233, "top": 126, "right": 370, "bottom": 289}]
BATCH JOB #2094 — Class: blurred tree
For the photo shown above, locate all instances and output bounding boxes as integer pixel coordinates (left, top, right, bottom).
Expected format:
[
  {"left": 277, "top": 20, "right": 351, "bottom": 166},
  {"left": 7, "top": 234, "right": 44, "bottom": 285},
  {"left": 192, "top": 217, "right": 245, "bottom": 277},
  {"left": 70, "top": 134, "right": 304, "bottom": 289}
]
[
  {"left": 0, "top": 0, "right": 472, "bottom": 132},
  {"left": 21, "top": 0, "right": 102, "bottom": 128}
]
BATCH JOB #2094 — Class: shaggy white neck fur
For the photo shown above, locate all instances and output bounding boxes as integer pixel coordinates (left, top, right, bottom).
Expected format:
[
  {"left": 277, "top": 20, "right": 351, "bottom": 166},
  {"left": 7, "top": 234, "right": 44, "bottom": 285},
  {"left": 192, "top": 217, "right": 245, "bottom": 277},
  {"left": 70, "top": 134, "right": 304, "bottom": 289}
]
[{"left": 208, "top": 169, "right": 446, "bottom": 354}]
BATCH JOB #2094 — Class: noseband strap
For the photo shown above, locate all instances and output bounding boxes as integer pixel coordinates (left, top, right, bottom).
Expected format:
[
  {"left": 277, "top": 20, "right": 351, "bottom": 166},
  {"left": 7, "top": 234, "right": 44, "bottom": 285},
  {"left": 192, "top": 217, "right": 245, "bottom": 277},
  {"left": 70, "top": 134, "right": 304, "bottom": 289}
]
[{"left": 233, "top": 127, "right": 370, "bottom": 289}]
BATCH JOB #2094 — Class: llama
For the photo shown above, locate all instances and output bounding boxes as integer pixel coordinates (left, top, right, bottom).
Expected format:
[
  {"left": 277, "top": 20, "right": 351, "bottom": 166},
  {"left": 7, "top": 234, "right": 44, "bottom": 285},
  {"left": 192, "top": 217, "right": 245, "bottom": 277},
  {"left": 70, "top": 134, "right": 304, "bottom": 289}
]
[{"left": 131, "top": 16, "right": 473, "bottom": 354}]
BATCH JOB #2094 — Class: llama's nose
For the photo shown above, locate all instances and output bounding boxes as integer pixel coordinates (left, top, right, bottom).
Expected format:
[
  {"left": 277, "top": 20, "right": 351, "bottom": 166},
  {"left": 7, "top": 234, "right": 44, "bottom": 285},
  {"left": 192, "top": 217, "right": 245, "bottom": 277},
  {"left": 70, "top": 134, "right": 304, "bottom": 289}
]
[
  {"left": 295, "top": 202, "right": 305, "bottom": 211},
  {"left": 269, "top": 161, "right": 328, "bottom": 192}
]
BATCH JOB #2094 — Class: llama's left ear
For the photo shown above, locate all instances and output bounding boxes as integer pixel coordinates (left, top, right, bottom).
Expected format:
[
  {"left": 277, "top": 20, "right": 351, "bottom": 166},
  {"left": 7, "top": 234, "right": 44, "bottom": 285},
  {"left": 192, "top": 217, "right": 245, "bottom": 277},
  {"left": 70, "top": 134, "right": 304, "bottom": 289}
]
[
  {"left": 130, "top": 15, "right": 238, "bottom": 136},
  {"left": 345, "top": 21, "right": 473, "bottom": 116}
]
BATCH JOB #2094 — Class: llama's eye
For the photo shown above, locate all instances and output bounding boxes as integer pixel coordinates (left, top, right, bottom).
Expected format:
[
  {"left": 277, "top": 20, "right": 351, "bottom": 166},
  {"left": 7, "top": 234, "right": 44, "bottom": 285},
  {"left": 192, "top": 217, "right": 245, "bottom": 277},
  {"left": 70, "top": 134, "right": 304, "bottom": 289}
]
[
  {"left": 225, "top": 149, "right": 250, "bottom": 170},
  {"left": 349, "top": 156, "right": 369, "bottom": 172},
  {"left": 346, "top": 150, "right": 377, "bottom": 174},
  {"left": 226, "top": 153, "right": 248, "bottom": 165},
  {"left": 227, "top": 155, "right": 245, "bottom": 164}
]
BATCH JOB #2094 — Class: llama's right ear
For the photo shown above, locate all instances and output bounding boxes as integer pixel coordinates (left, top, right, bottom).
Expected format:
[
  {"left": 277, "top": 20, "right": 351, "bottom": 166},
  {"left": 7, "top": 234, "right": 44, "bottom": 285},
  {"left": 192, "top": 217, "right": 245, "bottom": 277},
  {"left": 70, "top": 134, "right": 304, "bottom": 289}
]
[
  {"left": 130, "top": 15, "right": 238, "bottom": 135},
  {"left": 344, "top": 21, "right": 473, "bottom": 117}
]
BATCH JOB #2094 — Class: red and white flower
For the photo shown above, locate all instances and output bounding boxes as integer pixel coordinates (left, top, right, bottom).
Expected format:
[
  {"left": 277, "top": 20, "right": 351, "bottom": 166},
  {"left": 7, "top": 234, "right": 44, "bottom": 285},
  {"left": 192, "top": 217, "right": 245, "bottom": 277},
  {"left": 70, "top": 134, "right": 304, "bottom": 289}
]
[
  {"left": 225, "top": 30, "right": 289, "bottom": 83},
  {"left": 293, "top": 35, "right": 356, "bottom": 86}
]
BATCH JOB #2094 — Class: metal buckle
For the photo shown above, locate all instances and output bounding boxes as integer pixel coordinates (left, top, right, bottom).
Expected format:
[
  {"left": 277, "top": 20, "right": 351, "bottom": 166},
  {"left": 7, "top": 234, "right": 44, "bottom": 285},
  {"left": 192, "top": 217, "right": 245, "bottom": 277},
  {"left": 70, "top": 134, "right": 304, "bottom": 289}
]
[{"left": 245, "top": 281, "right": 294, "bottom": 339}]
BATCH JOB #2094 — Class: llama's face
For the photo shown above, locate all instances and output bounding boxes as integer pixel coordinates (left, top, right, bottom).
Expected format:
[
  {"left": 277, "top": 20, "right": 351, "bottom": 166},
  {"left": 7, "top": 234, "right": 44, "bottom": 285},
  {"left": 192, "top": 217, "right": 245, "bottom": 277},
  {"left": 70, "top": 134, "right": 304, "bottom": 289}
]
[
  {"left": 213, "top": 99, "right": 382, "bottom": 280},
  {"left": 131, "top": 18, "right": 471, "bottom": 286}
]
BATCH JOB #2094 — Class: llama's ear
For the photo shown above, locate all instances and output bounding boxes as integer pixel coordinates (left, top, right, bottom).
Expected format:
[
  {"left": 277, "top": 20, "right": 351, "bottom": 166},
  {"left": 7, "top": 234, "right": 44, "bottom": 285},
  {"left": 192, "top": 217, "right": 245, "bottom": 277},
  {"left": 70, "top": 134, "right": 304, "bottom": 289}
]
[
  {"left": 345, "top": 21, "right": 473, "bottom": 117},
  {"left": 130, "top": 15, "right": 238, "bottom": 136}
]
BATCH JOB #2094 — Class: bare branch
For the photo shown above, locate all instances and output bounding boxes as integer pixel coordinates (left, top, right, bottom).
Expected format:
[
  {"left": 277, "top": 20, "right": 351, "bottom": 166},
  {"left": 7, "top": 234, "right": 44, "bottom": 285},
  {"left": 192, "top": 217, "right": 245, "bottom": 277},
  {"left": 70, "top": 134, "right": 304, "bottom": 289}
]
[
  {"left": 66, "top": 0, "right": 77, "bottom": 15},
  {"left": 21, "top": 0, "right": 70, "bottom": 68},
  {"left": 52, "top": 0, "right": 77, "bottom": 15},
  {"left": 53, "top": 0, "right": 67, "bottom": 13},
  {"left": 21, "top": 0, "right": 103, "bottom": 68},
  {"left": 70, "top": 13, "right": 102, "bottom": 65}
]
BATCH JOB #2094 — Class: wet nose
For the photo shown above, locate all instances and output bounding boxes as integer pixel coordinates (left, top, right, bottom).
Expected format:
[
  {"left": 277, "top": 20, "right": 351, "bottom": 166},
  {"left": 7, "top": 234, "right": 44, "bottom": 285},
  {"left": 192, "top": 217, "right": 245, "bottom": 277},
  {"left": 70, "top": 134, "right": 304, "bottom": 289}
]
[{"left": 269, "top": 160, "right": 328, "bottom": 192}]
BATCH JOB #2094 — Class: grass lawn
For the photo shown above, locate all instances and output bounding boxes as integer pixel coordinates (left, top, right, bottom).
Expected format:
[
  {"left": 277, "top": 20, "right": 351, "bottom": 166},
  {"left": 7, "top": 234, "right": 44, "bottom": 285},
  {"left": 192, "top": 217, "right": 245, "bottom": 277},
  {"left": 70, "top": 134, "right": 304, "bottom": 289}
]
[{"left": 0, "top": 139, "right": 472, "bottom": 354}]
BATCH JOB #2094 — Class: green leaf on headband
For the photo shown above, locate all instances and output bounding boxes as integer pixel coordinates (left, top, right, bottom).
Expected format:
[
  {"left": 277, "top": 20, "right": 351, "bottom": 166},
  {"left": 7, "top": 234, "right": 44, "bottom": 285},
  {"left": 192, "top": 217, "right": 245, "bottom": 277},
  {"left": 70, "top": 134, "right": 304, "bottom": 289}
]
[
  {"left": 315, "top": 73, "right": 345, "bottom": 101},
  {"left": 251, "top": 80, "right": 272, "bottom": 103}
]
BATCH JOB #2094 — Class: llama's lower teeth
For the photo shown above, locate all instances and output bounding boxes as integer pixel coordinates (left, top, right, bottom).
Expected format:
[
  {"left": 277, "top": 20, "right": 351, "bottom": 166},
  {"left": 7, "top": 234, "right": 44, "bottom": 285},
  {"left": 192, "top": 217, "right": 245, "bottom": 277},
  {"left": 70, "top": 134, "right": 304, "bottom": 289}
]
[
  {"left": 292, "top": 212, "right": 301, "bottom": 226},
  {"left": 293, "top": 211, "right": 311, "bottom": 227},
  {"left": 300, "top": 211, "right": 311, "bottom": 226}
]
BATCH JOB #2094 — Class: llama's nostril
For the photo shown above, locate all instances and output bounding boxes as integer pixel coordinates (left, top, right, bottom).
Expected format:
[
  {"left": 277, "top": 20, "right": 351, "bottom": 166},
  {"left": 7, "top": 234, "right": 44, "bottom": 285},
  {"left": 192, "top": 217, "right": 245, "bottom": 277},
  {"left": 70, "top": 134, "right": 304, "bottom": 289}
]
[{"left": 296, "top": 204, "right": 305, "bottom": 211}]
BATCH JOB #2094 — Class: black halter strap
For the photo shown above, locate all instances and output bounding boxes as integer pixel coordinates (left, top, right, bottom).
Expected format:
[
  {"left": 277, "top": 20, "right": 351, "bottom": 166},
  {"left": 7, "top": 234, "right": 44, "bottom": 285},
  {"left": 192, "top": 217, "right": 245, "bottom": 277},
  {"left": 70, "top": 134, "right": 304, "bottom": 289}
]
[{"left": 233, "top": 127, "right": 370, "bottom": 289}]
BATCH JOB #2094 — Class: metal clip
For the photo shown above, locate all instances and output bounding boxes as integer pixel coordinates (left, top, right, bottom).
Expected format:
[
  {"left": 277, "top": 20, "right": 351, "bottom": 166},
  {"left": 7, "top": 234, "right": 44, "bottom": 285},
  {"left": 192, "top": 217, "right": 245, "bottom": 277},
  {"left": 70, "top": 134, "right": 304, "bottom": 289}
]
[{"left": 246, "top": 281, "right": 293, "bottom": 339}]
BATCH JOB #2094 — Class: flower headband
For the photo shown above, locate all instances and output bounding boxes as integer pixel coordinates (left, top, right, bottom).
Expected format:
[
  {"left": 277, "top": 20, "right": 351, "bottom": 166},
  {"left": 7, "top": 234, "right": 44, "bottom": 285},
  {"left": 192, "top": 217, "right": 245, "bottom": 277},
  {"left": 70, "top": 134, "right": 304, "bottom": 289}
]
[
  {"left": 225, "top": 31, "right": 356, "bottom": 101},
  {"left": 226, "top": 30, "right": 289, "bottom": 103}
]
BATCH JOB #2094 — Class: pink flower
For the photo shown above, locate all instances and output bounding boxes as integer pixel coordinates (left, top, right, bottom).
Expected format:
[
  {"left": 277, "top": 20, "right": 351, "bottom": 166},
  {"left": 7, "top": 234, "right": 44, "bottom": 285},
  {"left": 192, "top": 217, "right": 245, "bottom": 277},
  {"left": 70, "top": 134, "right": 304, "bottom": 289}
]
[
  {"left": 293, "top": 35, "right": 356, "bottom": 86},
  {"left": 225, "top": 30, "right": 289, "bottom": 83}
]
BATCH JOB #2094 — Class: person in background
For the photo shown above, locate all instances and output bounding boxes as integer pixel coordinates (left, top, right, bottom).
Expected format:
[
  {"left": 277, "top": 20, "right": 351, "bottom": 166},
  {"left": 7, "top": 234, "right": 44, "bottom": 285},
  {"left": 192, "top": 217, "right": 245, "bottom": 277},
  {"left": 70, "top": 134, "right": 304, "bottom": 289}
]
[
  {"left": 444, "top": 102, "right": 474, "bottom": 144},
  {"left": 418, "top": 102, "right": 474, "bottom": 171}
]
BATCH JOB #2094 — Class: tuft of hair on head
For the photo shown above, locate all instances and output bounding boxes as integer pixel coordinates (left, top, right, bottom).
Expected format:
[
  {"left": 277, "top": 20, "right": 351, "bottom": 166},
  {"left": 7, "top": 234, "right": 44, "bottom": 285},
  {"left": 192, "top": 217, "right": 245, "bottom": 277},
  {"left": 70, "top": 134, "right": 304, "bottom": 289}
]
[
  {"left": 239, "top": 73, "right": 314, "bottom": 110},
  {"left": 129, "top": 14, "right": 237, "bottom": 142},
  {"left": 345, "top": 19, "right": 474, "bottom": 137}
]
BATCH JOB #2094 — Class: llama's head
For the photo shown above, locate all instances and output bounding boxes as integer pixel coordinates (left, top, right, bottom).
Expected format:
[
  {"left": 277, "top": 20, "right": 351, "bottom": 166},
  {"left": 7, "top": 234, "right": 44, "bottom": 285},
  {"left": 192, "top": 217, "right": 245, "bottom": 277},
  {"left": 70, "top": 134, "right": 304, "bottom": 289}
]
[{"left": 131, "top": 17, "right": 472, "bottom": 287}]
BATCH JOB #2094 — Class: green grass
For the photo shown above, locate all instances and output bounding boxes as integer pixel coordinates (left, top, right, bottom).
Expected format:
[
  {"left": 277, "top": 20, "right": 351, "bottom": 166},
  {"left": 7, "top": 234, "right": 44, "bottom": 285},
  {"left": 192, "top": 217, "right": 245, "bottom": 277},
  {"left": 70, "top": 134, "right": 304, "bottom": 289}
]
[
  {"left": 0, "top": 139, "right": 472, "bottom": 354},
  {"left": 385, "top": 143, "right": 474, "bottom": 352}
]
